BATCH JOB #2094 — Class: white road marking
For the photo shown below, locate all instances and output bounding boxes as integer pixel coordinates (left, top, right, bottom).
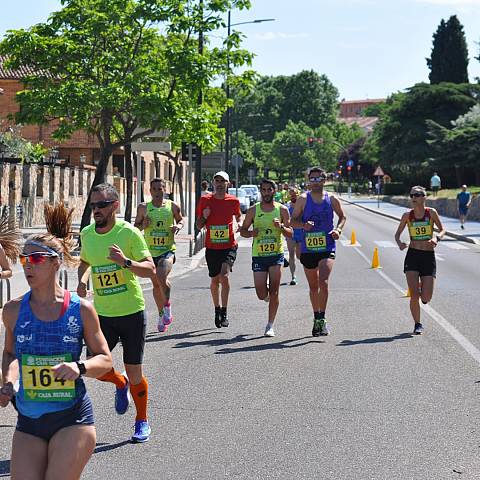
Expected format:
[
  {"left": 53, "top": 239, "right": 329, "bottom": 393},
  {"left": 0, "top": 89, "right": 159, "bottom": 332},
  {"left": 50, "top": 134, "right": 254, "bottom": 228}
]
[
  {"left": 374, "top": 240, "right": 397, "bottom": 248},
  {"left": 351, "top": 247, "right": 480, "bottom": 366},
  {"left": 340, "top": 239, "right": 362, "bottom": 247},
  {"left": 443, "top": 242, "right": 469, "bottom": 250}
]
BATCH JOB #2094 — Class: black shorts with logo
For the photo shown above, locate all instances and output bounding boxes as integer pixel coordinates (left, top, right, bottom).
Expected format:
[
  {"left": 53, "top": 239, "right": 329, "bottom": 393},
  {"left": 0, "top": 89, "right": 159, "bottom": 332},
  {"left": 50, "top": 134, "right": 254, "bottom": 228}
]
[
  {"left": 404, "top": 248, "right": 436, "bottom": 278},
  {"left": 205, "top": 247, "right": 238, "bottom": 277},
  {"left": 97, "top": 310, "right": 146, "bottom": 364},
  {"left": 153, "top": 250, "right": 176, "bottom": 267},
  {"left": 300, "top": 251, "right": 336, "bottom": 270}
]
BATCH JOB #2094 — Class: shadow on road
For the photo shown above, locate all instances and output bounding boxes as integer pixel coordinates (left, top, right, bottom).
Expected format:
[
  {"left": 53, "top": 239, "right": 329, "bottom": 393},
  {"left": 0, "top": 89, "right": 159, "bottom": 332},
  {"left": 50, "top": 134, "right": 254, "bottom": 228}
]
[
  {"left": 337, "top": 333, "right": 413, "bottom": 346},
  {"left": 0, "top": 460, "right": 10, "bottom": 477},
  {"left": 145, "top": 328, "right": 220, "bottom": 343},
  {"left": 173, "top": 334, "right": 258, "bottom": 349},
  {"left": 215, "top": 336, "right": 324, "bottom": 354},
  {"left": 94, "top": 440, "right": 131, "bottom": 454}
]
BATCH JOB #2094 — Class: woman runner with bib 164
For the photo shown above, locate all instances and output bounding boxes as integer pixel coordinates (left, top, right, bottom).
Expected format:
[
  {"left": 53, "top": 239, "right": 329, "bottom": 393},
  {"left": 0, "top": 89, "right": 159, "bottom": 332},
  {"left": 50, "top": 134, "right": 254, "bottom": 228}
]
[
  {"left": 0, "top": 203, "right": 112, "bottom": 480},
  {"left": 395, "top": 186, "right": 446, "bottom": 335}
]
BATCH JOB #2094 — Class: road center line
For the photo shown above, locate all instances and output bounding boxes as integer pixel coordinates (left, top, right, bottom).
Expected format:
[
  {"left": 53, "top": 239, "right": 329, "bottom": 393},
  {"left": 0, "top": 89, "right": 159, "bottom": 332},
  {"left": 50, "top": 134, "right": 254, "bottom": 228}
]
[{"left": 351, "top": 245, "right": 480, "bottom": 365}]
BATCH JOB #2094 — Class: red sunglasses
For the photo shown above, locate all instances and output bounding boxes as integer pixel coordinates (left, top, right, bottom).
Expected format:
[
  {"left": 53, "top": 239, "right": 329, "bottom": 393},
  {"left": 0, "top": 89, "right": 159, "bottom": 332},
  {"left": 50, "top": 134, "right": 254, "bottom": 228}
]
[{"left": 19, "top": 252, "right": 58, "bottom": 266}]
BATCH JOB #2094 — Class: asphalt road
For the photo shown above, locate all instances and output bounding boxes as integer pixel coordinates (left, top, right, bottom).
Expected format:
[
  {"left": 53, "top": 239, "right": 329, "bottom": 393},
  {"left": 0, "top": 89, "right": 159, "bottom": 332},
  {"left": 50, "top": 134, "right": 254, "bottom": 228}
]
[{"left": 2, "top": 202, "right": 480, "bottom": 479}]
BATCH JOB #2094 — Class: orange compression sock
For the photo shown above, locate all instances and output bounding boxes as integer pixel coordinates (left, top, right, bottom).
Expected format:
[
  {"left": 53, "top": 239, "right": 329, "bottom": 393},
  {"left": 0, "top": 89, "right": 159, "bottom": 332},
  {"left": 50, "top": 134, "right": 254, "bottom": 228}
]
[
  {"left": 130, "top": 377, "right": 149, "bottom": 421},
  {"left": 97, "top": 368, "right": 127, "bottom": 389}
]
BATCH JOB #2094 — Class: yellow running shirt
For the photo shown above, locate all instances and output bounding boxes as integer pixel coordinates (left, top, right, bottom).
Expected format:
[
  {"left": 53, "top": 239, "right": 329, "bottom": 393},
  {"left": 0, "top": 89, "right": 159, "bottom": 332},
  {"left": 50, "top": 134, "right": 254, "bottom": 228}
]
[
  {"left": 252, "top": 203, "right": 283, "bottom": 257},
  {"left": 80, "top": 220, "right": 150, "bottom": 317},
  {"left": 143, "top": 200, "right": 176, "bottom": 256}
]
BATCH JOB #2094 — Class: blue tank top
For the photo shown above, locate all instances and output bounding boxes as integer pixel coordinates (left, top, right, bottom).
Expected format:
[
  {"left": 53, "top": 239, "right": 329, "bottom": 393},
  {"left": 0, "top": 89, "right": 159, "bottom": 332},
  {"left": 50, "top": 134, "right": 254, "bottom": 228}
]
[
  {"left": 287, "top": 201, "right": 304, "bottom": 243},
  {"left": 300, "top": 192, "right": 335, "bottom": 253},
  {"left": 15, "top": 291, "right": 86, "bottom": 418}
]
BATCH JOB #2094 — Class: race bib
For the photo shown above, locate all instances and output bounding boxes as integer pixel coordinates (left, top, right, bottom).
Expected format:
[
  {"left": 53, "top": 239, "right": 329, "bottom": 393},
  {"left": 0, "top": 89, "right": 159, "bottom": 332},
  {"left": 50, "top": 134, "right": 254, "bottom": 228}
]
[
  {"left": 210, "top": 225, "right": 229, "bottom": 244},
  {"left": 409, "top": 221, "right": 433, "bottom": 241},
  {"left": 149, "top": 230, "right": 170, "bottom": 249},
  {"left": 92, "top": 263, "right": 128, "bottom": 296},
  {"left": 305, "top": 232, "right": 327, "bottom": 251},
  {"left": 21, "top": 354, "right": 76, "bottom": 402},
  {"left": 257, "top": 238, "right": 279, "bottom": 256}
]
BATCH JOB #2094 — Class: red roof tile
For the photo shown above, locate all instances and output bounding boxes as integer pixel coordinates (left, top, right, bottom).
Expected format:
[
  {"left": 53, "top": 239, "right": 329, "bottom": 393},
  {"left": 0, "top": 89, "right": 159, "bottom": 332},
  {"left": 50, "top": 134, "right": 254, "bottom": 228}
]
[{"left": 0, "top": 55, "right": 43, "bottom": 79}]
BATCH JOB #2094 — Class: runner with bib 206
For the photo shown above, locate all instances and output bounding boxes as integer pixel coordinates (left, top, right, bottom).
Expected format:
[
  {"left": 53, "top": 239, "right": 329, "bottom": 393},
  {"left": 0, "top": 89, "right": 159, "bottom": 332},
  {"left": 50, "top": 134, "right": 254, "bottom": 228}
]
[
  {"left": 241, "top": 179, "right": 292, "bottom": 337},
  {"left": 77, "top": 183, "right": 155, "bottom": 443},
  {"left": 291, "top": 167, "right": 346, "bottom": 337},
  {"left": 395, "top": 185, "right": 445, "bottom": 335},
  {"left": 135, "top": 178, "right": 184, "bottom": 333},
  {"left": 196, "top": 171, "right": 241, "bottom": 328},
  {"left": 0, "top": 203, "right": 112, "bottom": 480}
]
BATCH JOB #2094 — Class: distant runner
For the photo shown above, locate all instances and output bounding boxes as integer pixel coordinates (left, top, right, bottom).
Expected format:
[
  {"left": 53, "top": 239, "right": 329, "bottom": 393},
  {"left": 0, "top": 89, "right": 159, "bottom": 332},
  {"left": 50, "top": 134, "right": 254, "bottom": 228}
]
[
  {"left": 135, "top": 178, "right": 184, "bottom": 332},
  {"left": 286, "top": 187, "right": 303, "bottom": 285},
  {"left": 291, "top": 167, "right": 346, "bottom": 337},
  {"left": 241, "top": 179, "right": 292, "bottom": 337},
  {"left": 395, "top": 185, "right": 445, "bottom": 335}
]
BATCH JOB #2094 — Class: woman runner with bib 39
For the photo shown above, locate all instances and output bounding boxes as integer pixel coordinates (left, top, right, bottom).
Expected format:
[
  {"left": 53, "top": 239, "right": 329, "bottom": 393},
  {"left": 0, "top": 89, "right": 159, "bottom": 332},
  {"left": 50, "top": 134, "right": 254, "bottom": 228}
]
[
  {"left": 0, "top": 203, "right": 112, "bottom": 480},
  {"left": 395, "top": 186, "right": 446, "bottom": 335}
]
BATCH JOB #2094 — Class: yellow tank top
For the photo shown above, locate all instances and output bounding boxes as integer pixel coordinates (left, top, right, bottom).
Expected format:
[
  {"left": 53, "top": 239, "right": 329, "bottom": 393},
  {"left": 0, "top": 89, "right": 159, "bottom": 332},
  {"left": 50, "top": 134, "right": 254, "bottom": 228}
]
[
  {"left": 252, "top": 203, "right": 283, "bottom": 257},
  {"left": 143, "top": 200, "right": 176, "bottom": 255}
]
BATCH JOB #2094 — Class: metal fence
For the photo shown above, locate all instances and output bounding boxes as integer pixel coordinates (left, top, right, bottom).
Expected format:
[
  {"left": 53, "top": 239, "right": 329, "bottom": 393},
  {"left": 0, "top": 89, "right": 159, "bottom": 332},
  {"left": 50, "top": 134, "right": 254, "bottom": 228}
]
[{"left": 189, "top": 229, "right": 206, "bottom": 257}]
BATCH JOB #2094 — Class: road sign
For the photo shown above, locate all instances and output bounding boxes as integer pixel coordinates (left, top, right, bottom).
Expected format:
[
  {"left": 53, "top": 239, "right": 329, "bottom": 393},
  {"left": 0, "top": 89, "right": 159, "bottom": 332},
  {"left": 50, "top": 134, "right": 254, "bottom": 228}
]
[
  {"left": 347, "top": 159, "right": 354, "bottom": 167},
  {"left": 231, "top": 153, "right": 244, "bottom": 168},
  {"left": 373, "top": 166, "right": 384, "bottom": 176}
]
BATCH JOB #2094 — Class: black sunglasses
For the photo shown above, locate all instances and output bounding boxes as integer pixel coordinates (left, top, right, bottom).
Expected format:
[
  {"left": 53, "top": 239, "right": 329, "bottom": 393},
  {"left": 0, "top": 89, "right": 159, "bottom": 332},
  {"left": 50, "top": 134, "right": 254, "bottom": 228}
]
[
  {"left": 410, "top": 193, "right": 425, "bottom": 198},
  {"left": 89, "top": 200, "right": 116, "bottom": 210}
]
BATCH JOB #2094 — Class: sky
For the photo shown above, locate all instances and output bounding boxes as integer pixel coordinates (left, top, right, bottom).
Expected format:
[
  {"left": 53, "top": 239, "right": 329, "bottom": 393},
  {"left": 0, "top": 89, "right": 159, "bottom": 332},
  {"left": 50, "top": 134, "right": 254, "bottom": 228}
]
[{"left": 1, "top": 0, "right": 479, "bottom": 100}]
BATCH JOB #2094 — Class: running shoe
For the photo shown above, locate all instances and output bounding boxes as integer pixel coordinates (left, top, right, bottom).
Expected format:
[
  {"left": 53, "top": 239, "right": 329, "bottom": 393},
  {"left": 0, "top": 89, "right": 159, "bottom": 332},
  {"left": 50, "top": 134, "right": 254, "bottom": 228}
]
[
  {"left": 115, "top": 375, "right": 130, "bottom": 415},
  {"left": 290, "top": 277, "right": 297, "bottom": 286},
  {"left": 162, "top": 304, "right": 173, "bottom": 326},
  {"left": 215, "top": 309, "right": 222, "bottom": 328},
  {"left": 414, "top": 323, "right": 424, "bottom": 335},
  {"left": 461, "top": 225, "right": 465, "bottom": 230},
  {"left": 264, "top": 324, "right": 275, "bottom": 337},
  {"left": 220, "top": 310, "right": 229, "bottom": 327},
  {"left": 312, "top": 318, "right": 329, "bottom": 337},
  {"left": 131, "top": 420, "right": 151, "bottom": 443},
  {"left": 157, "top": 320, "right": 168, "bottom": 333}
]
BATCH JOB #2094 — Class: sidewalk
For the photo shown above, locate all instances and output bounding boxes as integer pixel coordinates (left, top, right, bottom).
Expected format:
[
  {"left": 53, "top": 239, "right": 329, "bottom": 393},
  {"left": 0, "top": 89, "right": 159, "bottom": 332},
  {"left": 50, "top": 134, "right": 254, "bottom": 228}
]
[{"left": 342, "top": 195, "right": 480, "bottom": 245}]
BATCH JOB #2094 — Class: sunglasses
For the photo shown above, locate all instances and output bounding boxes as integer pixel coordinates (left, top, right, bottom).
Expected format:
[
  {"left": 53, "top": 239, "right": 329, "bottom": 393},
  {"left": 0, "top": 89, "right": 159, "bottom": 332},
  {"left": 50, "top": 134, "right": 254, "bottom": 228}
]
[
  {"left": 309, "top": 176, "right": 326, "bottom": 183},
  {"left": 410, "top": 193, "right": 425, "bottom": 198},
  {"left": 19, "top": 252, "right": 58, "bottom": 266},
  {"left": 89, "top": 200, "right": 115, "bottom": 210}
]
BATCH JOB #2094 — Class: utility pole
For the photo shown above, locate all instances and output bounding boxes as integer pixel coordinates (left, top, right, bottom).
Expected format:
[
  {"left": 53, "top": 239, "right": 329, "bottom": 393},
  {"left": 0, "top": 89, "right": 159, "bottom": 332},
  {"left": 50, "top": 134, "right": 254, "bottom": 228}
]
[{"left": 195, "top": 0, "right": 204, "bottom": 235}]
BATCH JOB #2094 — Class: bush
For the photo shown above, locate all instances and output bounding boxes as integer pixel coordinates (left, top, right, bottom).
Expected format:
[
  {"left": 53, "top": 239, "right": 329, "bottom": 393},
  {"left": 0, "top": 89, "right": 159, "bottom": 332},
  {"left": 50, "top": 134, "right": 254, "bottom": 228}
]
[{"left": 383, "top": 182, "right": 406, "bottom": 195}]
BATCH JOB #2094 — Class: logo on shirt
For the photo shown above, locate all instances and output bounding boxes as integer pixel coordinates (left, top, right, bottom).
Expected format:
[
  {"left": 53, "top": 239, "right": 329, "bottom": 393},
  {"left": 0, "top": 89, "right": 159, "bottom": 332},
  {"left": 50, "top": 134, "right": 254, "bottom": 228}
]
[
  {"left": 63, "top": 335, "right": 79, "bottom": 344},
  {"left": 17, "top": 334, "right": 33, "bottom": 343},
  {"left": 67, "top": 316, "right": 80, "bottom": 335},
  {"left": 19, "top": 321, "right": 31, "bottom": 329}
]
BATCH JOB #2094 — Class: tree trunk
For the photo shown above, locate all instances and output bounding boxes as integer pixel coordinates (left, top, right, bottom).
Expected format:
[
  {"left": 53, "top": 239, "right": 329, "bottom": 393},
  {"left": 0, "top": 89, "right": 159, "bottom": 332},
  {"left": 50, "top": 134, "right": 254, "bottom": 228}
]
[
  {"left": 124, "top": 144, "right": 133, "bottom": 223},
  {"left": 154, "top": 152, "right": 160, "bottom": 177},
  {"left": 80, "top": 148, "right": 112, "bottom": 232},
  {"left": 454, "top": 165, "right": 463, "bottom": 187}
]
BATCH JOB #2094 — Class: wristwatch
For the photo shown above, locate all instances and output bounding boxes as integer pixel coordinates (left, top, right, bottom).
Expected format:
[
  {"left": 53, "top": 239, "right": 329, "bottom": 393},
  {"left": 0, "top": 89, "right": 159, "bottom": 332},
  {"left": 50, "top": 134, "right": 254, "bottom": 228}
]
[
  {"left": 123, "top": 258, "right": 133, "bottom": 269},
  {"left": 76, "top": 361, "right": 87, "bottom": 377}
]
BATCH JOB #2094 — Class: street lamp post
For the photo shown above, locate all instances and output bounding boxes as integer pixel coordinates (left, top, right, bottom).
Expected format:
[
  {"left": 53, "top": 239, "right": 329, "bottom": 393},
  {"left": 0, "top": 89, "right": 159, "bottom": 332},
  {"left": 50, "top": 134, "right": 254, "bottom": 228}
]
[{"left": 225, "top": 13, "right": 275, "bottom": 175}]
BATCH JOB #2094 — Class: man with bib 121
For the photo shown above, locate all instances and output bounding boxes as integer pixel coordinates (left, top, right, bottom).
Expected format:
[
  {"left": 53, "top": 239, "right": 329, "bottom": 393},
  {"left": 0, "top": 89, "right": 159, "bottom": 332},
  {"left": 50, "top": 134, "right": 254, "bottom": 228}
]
[
  {"left": 291, "top": 167, "right": 346, "bottom": 337},
  {"left": 240, "top": 179, "right": 292, "bottom": 337},
  {"left": 134, "top": 178, "right": 184, "bottom": 333},
  {"left": 77, "top": 183, "right": 155, "bottom": 443},
  {"left": 196, "top": 171, "right": 241, "bottom": 328}
]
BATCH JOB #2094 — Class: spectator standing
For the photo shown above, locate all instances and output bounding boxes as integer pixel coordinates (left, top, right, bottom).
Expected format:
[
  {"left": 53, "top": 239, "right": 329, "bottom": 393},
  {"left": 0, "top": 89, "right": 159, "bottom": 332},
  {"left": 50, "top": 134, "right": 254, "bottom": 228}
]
[
  {"left": 456, "top": 185, "right": 472, "bottom": 230},
  {"left": 430, "top": 172, "right": 441, "bottom": 197}
]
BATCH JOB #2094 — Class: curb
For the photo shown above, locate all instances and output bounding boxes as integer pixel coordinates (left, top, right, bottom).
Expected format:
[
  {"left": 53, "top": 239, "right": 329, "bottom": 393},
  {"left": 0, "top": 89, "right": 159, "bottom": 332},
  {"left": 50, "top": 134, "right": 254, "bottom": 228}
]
[{"left": 341, "top": 197, "right": 480, "bottom": 246}]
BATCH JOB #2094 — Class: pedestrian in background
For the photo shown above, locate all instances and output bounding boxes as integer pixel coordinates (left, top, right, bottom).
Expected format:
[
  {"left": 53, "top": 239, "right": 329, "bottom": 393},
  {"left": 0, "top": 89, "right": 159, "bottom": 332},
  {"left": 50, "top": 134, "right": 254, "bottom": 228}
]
[
  {"left": 430, "top": 172, "right": 441, "bottom": 197},
  {"left": 456, "top": 185, "right": 471, "bottom": 230},
  {"left": 201, "top": 180, "right": 210, "bottom": 197}
]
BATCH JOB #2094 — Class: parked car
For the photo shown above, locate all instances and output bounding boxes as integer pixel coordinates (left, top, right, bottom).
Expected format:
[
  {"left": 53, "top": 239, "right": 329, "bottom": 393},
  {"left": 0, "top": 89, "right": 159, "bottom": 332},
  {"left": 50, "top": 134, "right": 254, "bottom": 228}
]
[
  {"left": 228, "top": 188, "right": 250, "bottom": 213},
  {"left": 240, "top": 184, "right": 260, "bottom": 204}
]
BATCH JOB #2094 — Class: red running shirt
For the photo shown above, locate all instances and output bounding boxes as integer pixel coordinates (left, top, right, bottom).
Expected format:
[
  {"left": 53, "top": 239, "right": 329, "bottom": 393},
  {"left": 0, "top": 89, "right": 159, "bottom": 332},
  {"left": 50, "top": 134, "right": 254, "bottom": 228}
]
[{"left": 197, "top": 194, "right": 241, "bottom": 249}]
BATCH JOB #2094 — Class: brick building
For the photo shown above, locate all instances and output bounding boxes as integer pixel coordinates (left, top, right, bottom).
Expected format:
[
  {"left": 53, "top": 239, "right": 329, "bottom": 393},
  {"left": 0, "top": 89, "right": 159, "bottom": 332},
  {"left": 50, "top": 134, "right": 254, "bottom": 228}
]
[{"left": 338, "top": 98, "right": 385, "bottom": 134}]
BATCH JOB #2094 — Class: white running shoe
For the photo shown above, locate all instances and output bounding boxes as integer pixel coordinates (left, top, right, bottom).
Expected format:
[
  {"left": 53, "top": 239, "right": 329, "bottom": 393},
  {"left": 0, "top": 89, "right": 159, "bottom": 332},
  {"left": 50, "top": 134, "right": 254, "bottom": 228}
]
[{"left": 264, "top": 324, "right": 275, "bottom": 337}]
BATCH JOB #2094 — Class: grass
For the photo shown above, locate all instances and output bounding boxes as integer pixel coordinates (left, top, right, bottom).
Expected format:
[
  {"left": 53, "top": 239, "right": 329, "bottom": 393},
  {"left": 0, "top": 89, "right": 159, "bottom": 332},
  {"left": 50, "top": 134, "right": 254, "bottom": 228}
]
[{"left": 429, "top": 186, "right": 480, "bottom": 199}]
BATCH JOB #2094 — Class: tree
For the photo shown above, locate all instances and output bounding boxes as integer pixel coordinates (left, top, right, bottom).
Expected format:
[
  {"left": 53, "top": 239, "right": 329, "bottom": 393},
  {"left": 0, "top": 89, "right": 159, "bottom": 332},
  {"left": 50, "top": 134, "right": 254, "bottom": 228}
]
[
  {"left": 427, "top": 15, "right": 469, "bottom": 84},
  {"left": 1, "top": 0, "right": 253, "bottom": 230}
]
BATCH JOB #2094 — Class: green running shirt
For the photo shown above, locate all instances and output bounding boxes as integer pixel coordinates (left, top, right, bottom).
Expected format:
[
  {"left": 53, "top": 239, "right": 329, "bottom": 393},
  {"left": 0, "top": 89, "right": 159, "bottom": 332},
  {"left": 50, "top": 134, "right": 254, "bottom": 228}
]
[
  {"left": 143, "top": 200, "right": 176, "bottom": 256},
  {"left": 252, "top": 202, "right": 283, "bottom": 257}
]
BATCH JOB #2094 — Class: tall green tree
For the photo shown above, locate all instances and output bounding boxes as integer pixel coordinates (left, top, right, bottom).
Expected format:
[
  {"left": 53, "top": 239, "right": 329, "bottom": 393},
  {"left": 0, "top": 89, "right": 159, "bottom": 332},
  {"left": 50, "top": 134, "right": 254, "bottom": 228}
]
[
  {"left": 427, "top": 15, "right": 469, "bottom": 84},
  {"left": 1, "top": 0, "right": 253, "bottom": 229}
]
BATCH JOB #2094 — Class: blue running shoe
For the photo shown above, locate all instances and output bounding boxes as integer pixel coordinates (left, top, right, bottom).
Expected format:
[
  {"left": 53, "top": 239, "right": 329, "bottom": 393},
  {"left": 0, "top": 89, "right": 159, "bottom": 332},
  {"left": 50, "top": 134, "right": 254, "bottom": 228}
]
[
  {"left": 132, "top": 420, "right": 151, "bottom": 443},
  {"left": 115, "top": 375, "right": 130, "bottom": 415}
]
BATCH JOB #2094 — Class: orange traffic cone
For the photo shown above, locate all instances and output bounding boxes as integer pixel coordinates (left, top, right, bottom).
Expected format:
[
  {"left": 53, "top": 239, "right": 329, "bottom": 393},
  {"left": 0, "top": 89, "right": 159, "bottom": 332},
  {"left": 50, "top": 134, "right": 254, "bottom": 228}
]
[
  {"left": 350, "top": 229, "right": 357, "bottom": 245},
  {"left": 371, "top": 247, "right": 381, "bottom": 269}
]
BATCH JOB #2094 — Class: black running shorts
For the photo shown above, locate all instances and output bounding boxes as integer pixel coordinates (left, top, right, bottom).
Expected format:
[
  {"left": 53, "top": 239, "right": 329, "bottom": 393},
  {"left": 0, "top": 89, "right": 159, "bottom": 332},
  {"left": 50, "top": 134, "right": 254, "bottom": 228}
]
[
  {"left": 404, "top": 248, "right": 436, "bottom": 278},
  {"left": 205, "top": 247, "right": 238, "bottom": 278},
  {"left": 300, "top": 251, "right": 336, "bottom": 270}
]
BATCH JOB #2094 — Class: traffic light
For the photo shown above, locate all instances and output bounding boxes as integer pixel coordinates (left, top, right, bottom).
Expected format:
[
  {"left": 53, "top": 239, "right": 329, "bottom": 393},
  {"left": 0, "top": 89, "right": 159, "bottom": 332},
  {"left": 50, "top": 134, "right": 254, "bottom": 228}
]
[
  {"left": 181, "top": 142, "right": 200, "bottom": 162},
  {"left": 347, "top": 165, "right": 352, "bottom": 172},
  {"left": 308, "top": 137, "right": 314, "bottom": 147}
]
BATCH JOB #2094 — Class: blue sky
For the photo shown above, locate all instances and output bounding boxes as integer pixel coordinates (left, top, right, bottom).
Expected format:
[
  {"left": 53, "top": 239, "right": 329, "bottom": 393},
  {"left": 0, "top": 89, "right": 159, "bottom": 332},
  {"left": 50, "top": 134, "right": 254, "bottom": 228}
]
[{"left": 1, "top": 0, "right": 479, "bottom": 100}]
